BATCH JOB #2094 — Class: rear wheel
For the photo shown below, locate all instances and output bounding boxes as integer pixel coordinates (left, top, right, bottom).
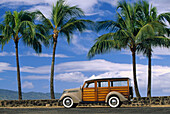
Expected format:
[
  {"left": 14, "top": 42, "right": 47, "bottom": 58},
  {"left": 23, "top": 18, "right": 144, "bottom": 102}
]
[
  {"left": 108, "top": 96, "right": 121, "bottom": 108},
  {"left": 63, "top": 97, "right": 74, "bottom": 108}
]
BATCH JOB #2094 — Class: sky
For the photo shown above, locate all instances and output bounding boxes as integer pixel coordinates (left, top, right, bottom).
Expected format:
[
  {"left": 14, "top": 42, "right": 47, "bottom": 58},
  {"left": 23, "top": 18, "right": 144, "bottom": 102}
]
[{"left": 0, "top": 0, "right": 170, "bottom": 97}]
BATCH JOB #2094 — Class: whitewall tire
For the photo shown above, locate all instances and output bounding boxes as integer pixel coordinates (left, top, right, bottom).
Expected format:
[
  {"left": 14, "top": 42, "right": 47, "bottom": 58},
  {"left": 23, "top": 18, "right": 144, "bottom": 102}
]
[
  {"left": 108, "top": 96, "right": 120, "bottom": 108},
  {"left": 63, "top": 97, "right": 74, "bottom": 108}
]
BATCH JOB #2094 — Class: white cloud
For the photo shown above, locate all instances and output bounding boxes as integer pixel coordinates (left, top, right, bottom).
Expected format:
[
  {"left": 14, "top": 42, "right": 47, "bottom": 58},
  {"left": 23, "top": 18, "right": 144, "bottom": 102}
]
[
  {"left": 137, "top": 47, "right": 170, "bottom": 59},
  {"left": 0, "top": 0, "right": 58, "bottom": 7},
  {"left": 0, "top": 78, "right": 3, "bottom": 80},
  {"left": 122, "top": 47, "right": 170, "bottom": 59},
  {"left": 23, "top": 72, "right": 88, "bottom": 83},
  {"left": 138, "top": 55, "right": 163, "bottom": 60},
  {"left": 2, "top": 59, "right": 170, "bottom": 96},
  {"left": 67, "top": 0, "right": 98, "bottom": 13},
  {"left": 0, "top": 52, "right": 15, "bottom": 56},
  {"left": 23, "top": 75, "right": 49, "bottom": 80},
  {"left": 152, "top": 47, "right": 170, "bottom": 56},
  {"left": 56, "top": 59, "right": 131, "bottom": 72},
  {"left": 162, "top": 89, "right": 170, "bottom": 93},
  {"left": 1, "top": 0, "right": 169, "bottom": 17},
  {"left": 86, "top": 64, "right": 170, "bottom": 96},
  {"left": 0, "top": 62, "right": 16, "bottom": 72},
  {"left": 22, "top": 81, "right": 34, "bottom": 89},
  {"left": 99, "top": 0, "right": 120, "bottom": 6},
  {"left": 28, "top": 5, "right": 52, "bottom": 19},
  {"left": 55, "top": 72, "right": 88, "bottom": 82},
  {"left": 70, "top": 35, "right": 89, "bottom": 54},
  {"left": 29, "top": 53, "right": 70, "bottom": 58},
  {"left": 20, "top": 65, "right": 50, "bottom": 74},
  {"left": 0, "top": 0, "right": 99, "bottom": 15},
  {"left": 85, "top": 12, "right": 102, "bottom": 16},
  {"left": 149, "top": 0, "right": 170, "bottom": 14},
  {"left": 0, "top": 51, "right": 70, "bottom": 58},
  {"left": 87, "top": 71, "right": 132, "bottom": 81},
  {"left": 17, "top": 59, "right": 152, "bottom": 74},
  {"left": 21, "top": 59, "right": 170, "bottom": 96},
  {"left": 0, "top": 0, "right": 119, "bottom": 18}
]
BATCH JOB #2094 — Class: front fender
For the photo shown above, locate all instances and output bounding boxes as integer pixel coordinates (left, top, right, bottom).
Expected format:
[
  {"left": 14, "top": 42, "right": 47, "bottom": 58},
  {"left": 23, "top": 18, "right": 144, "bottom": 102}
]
[
  {"left": 105, "top": 91, "right": 128, "bottom": 103},
  {"left": 59, "top": 93, "right": 81, "bottom": 103}
]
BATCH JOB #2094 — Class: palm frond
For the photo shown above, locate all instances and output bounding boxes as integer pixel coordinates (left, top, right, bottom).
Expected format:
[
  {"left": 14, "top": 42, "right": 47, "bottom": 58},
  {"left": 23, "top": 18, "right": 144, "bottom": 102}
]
[
  {"left": 34, "top": 10, "right": 54, "bottom": 30},
  {"left": 165, "top": 28, "right": 170, "bottom": 37},
  {"left": 136, "top": 23, "right": 155, "bottom": 42},
  {"left": 96, "top": 20, "right": 118, "bottom": 32},
  {"left": 60, "top": 19, "right": 93, "bottom": 44},
  {"left": 158, "top": 13, "right": 170, "bottom": 24},
  {"left": 19, "top": 21, "right": 36, "bottom": 39},
  {"left": 35, "top": 24, "right": 50, "bottom": 47},
  {"left": 52, "top": 0, "right": 84, "bottom": 27},
  {"left": 88, "top": 32, "right": 128, "bottom": 59}
]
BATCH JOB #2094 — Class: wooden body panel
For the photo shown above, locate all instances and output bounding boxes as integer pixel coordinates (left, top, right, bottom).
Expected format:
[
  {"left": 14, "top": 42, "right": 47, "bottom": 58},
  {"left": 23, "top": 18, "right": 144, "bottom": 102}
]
[
  {"left": 110, "top": 86, "right": 129, "bottom": 98},
  {"left": 82, "top": 78, "right": 131, "bottom": 102},
  {"left": 82, "top": 88, "right": 96, "bottom": 101},
  {"left": 97, "top": 87, "right": 109, "bottom": 101}
]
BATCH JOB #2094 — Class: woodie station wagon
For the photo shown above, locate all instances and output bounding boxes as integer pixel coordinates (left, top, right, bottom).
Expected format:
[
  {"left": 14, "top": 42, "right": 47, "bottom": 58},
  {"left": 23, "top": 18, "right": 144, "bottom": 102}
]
[{"left": 59, "top": 78, "right": 133, "bottom": 108}]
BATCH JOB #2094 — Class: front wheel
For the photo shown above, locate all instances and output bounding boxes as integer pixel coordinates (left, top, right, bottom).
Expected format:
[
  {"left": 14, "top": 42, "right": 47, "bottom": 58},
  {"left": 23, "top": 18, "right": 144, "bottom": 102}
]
[
  {"left": 63, "top": 97, "right": 74, "bottom": 108},
  {"left": 108, "top": 96, "right": 121, "bottom": 108}
]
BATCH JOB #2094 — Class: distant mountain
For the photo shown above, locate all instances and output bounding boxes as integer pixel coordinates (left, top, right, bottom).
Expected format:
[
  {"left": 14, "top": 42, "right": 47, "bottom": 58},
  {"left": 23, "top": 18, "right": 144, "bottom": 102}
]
[{"left": 0, "top": 89, "right": 62, "bottom": 100}]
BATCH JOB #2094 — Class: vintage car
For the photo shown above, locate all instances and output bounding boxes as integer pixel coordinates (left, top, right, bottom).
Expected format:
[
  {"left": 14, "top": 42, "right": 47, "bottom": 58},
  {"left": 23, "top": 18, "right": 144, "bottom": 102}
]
[{"left": 59, "top": 78, "right": 133, "bottom": 108}]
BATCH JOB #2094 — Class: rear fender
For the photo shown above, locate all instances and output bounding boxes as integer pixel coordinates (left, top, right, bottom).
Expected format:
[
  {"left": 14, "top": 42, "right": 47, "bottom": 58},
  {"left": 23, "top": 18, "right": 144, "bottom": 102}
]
[{"left": 105, "top": 91, "right": 128, "bottom": 103}]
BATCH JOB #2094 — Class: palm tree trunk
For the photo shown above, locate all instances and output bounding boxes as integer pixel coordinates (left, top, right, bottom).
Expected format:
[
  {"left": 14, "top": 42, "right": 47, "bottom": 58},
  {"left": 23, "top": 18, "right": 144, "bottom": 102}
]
[
  {"left": 132, "top": 50, "right": 141, "bottom": 98},
  {"left": 15, "top": 41, "right": 22, "bottom": 100},
  {"left": 50, "top": 40, "right": 57, "bottom": 99},
  {"left": 147, "top": 49, "right": 151, "bottom": 98}
]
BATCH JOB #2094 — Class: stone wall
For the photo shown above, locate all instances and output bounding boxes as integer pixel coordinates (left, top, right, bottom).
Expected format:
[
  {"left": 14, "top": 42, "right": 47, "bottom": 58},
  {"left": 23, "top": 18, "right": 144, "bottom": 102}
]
[
  {"left": 0, "top": 99, "right": 59, "bottom": 107},
  {"left": 130, "top": 96, "right": 170, "bottom": 106},
  {"left": 0, "top": 96, "right": 170, "bottom": 107}
]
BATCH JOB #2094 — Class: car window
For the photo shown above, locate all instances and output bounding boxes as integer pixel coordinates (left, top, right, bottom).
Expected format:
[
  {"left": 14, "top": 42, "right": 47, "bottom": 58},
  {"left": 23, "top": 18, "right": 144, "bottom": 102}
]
[
  {"left": 110, "top": 81, "right": 127, "bottom": 87},
  {"left": 85, "top": 82, "right": 95, "bottom": 88},
  {"left": 129, "top": 79, "right": 131, "bottom": 86},
  {"left": 97, "top": 81, "right": 108, "bottom": 87}
]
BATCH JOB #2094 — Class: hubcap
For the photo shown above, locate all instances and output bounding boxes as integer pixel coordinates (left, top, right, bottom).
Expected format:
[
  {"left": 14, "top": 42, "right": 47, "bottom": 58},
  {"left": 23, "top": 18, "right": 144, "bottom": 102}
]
[
  {"left": 65, "top": 99, "right": 71, "bottom": 106},
  {"left": 111, "top": 99, "right": 117, "bottom": 105},
  {"left": 108, "top": 97, "right": 119, "bottom": 108}
]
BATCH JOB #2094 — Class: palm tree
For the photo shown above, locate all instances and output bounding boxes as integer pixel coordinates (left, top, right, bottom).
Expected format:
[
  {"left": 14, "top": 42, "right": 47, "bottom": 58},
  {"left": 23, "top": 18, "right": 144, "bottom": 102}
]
[
  {"left": 88, "top": 0, "right": 170, "bottom": 98},
  {"left": 0, "top": 11, "right": 47, "bottom": 100},
  {"left": 136, "top": 0, "right": 170, "bottom": 98},
  {"left": 36, "top": 0, "right": 92, "bottom": 99},
  {"left": 88, "top": 1, "right": 143, "bottom": 98}
]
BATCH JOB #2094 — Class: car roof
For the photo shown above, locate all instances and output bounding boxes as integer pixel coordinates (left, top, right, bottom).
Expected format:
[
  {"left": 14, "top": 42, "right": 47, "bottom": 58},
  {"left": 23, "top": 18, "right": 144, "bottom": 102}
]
[{"left": 85, "top": 77, "right": 130, "bottom": 82}]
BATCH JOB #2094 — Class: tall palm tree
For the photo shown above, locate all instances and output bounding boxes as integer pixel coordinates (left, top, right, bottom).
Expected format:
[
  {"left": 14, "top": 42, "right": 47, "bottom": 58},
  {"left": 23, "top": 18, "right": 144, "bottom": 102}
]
[
  {"left": 136, "top": 0, "right": 170, "bottom": 98},
  {"left": 0, "top": 11, "right": 47, "bottom": 100},
  {"left": 88, "top": 1, "right": 169, "bottom": 98},
  {"left": 36, "top": 0, "right": 92, "bottom": 99},
  {"left": 88, "top": 1, "right": 143, "bottom": 98}
]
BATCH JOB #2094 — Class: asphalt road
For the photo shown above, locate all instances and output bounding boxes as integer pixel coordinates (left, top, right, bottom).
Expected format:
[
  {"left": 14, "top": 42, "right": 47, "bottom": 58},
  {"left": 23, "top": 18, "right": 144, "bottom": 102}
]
[{"left": 0, "top": 107, "right": 170, "bottom": 114}]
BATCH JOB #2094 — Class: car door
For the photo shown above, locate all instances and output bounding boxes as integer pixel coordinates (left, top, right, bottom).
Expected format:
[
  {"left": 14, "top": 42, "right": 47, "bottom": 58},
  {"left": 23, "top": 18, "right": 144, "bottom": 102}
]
[
  {"left": 82, "top": 81, "right": 97, "bottom": 102},
  {"left": 97, "top": 81, "right": 109, "bottom": 102}
]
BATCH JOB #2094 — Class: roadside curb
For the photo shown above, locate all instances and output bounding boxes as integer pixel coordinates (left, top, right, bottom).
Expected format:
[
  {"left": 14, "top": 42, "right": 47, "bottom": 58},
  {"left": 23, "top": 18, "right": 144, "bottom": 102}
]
[
  {"left": 0, "top": 96, "right": 170, "bottom": 108},
  {"left": 0, "top": 105, "right": 170, "bottom": 109}
]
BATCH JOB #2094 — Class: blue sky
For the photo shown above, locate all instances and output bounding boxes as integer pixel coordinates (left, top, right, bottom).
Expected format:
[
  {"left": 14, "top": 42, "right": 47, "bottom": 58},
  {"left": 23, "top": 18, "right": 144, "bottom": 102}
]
[{"left": 0, "top": 0, "right": 170, "bottom": 97}]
